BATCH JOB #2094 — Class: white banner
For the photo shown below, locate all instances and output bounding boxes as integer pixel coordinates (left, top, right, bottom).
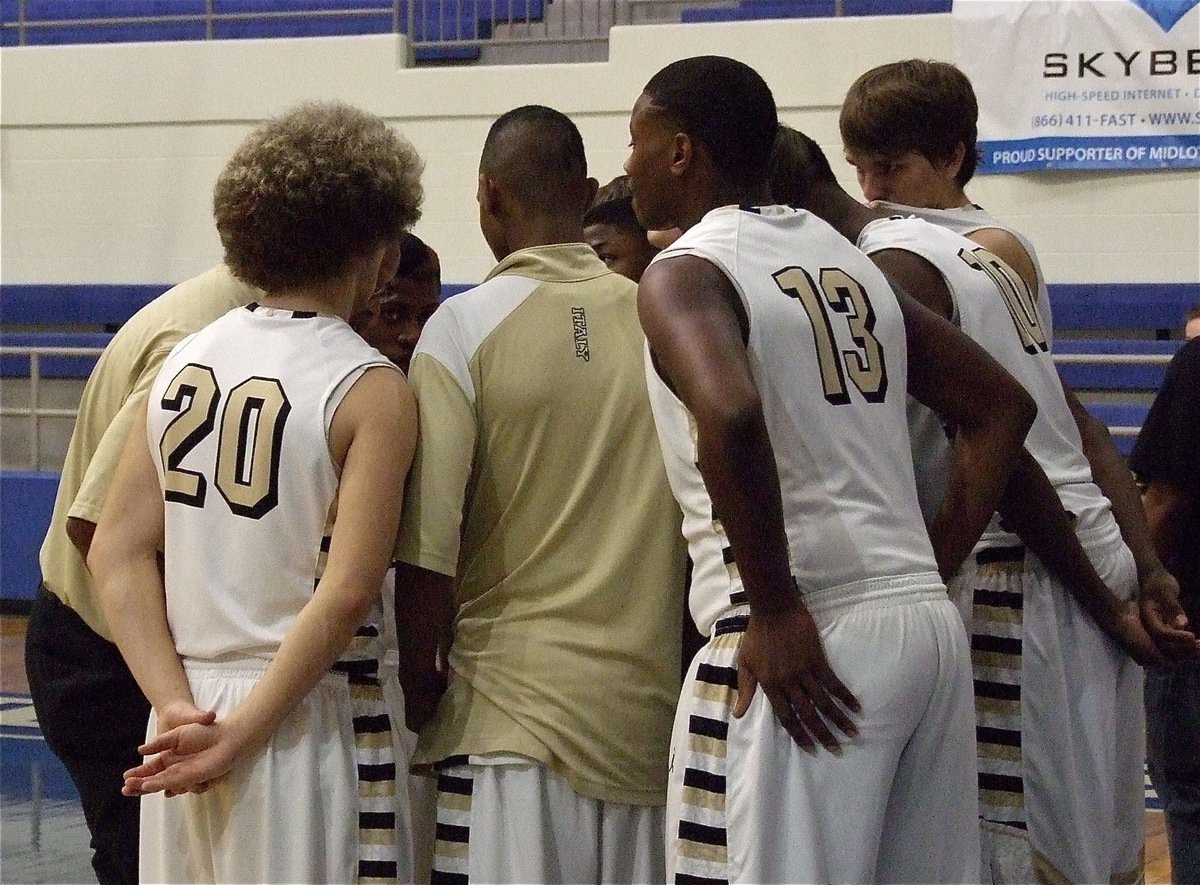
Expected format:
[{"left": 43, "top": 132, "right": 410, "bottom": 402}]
[{"left": 953, "top": 0, "right": 1200, "bottom": 172}]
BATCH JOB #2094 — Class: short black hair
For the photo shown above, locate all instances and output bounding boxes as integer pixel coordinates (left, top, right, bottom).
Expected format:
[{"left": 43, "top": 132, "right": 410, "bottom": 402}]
[
  {"left": 768, "top": 124, "right": 836, "bottom": 207},
  {"left": 394, "top": 230, "right": 440, "bottom": 285},
  {"left": 643, "top": 56, "right": 778, "bottom": 189},
  {"left": 480, "top": 105, "right": 588, "bottom": 215},
  {"left": 584, "top": 175, "right": 645, "bottom": 234}
]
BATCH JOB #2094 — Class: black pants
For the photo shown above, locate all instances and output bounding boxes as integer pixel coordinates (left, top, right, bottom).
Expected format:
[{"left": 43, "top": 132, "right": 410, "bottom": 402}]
[{"left": 25, "top": 586, "right": 150, "bottom": 885}]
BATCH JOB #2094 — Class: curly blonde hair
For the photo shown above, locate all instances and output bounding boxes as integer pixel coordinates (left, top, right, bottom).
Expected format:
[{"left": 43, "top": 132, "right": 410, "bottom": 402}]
[{"left": 214, "top": 101, "right": 424, "bottom": 291}]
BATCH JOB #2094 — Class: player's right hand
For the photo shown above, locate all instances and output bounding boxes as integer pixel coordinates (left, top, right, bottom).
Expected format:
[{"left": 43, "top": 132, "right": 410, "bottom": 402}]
[{"left": 733, "top": 600, "right": 861, "bottom": 754}]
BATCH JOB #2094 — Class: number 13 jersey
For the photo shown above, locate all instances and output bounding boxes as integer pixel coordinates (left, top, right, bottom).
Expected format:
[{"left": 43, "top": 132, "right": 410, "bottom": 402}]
[
  {"left": 146, "top": 304, "right": 396, "bottom": 661},
  {"left": 644, "top": 205, "right": 940, "bottom": 637}
]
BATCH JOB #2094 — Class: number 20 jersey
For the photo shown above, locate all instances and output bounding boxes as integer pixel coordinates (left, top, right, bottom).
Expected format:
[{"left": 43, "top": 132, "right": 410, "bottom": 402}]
[
  {"left": 645, "top": 205, "right": 941, "bottom": 637},
  {"left": 146, "top": 304, "right": 395, "bottom": 661}
]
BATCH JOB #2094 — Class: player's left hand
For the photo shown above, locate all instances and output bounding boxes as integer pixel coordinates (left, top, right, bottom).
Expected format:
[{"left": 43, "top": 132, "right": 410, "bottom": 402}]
[
  {"left": 733, "top": 598, "right": 861, "bottom": 755},
  {"left": 123, "top": 719, "right": 243, "bottom": 798}
]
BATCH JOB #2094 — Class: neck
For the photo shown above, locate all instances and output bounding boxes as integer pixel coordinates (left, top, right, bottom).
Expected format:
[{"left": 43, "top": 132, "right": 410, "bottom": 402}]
[
  {"left": 262, "top": 280, "right": 357, "bottom": 321},
  {"left": 676, "top": 179, "right": 772, "bottom": 232},
  {"left": 499, "top": 216, "right": 586, "bottom": 259},
  {"left": 929, "top": 185, "right": 972, "bottom": 211},
  {"left": 796, "top": 183, "right": 883, "bottom": 243}
]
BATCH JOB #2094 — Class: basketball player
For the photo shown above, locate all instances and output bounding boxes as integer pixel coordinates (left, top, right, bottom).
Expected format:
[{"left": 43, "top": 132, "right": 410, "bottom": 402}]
[
  {"left": 839, "top": 60, "right": 1055, "bottom": 335},
  {"left": 840, "top": 60, "right": 1193, "bottom": 882},
  {"left": 584, "top": 175, "right": 661, "bottom": 282},
  {"left": 625, "top": 55, "right": 1038, "bottom": 883},
  {"left": 88, "top": 101, "right": 422, "bottom": 883},
  {"left": 770, "top": 123, "right": 1175, "bottom": 660},
  {"left": 394, "top": 105, "right": 687, "bottom": 883},
  {"left": 840, "top": 60, "right": 1184, "bottom": 648},
  {"left": 349, "top": 228, "right": 443, "bottom": 883},
  {"left": 770, "top": 122, "right": 1194, "bottom": 881},
  {"left": 351, "top": 229, "right": 441, "bottom": 374}
]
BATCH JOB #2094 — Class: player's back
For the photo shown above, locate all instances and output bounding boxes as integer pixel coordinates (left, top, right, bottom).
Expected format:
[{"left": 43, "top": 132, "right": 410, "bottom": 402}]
[
  {"left": 874, "top": 201, "right": 1054, "bottom": 343},
  {"left": 147, "top": 304, "right": 393, "bottom": 661},
  {"left": 858, "top": 216, "right": 1112, "bottom": 540},
  {"left": 647, "top": 205, "right": 939, "bottom": 636}
]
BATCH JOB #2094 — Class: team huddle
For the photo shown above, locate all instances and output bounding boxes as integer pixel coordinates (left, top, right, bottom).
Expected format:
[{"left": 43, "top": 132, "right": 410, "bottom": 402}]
[{"left": 31, "top": 53, "right": 1198, "bottom": 885}]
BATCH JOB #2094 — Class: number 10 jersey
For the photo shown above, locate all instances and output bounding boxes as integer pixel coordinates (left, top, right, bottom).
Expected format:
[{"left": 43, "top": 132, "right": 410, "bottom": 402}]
[
  {"left": 644, "top": 205, "right": 941, "bottom": 637},
  {"left": 146, "top": 303, "right": 396, "bottom": 661}
]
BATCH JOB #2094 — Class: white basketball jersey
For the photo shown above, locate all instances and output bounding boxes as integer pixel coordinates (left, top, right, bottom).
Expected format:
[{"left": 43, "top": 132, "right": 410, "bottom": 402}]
[
  {"left": 857, "top": 216, "right": 1113, "bottom": 542},
  {"left": 146, "top": 304, "right": 396, "bottom": 660},
  {"left": 645, "top": 205, "right": 940, "bottom": 636},
  {"left": 874, "top": 201, "right": 1054, "bottom": 344}
]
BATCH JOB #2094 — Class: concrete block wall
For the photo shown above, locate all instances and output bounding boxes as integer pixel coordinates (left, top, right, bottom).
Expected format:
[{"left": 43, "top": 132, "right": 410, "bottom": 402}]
[{"left": 2, "top": 14, "right": 1197, "bottom": 291}]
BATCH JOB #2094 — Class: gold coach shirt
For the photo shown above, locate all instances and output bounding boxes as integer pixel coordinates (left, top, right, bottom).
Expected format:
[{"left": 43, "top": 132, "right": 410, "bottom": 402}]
[{"left": 395, "top": 243, "right": 686, "bottom": 806}]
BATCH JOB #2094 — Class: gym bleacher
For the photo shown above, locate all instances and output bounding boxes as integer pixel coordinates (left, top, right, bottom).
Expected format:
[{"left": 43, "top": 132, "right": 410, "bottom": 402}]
[
  {"left": 1051, "top": 284, "right": 1191, "bottom": 455},
  {"left": 0, "top": 0, "right": 546, "bottom": 61},
  {"left": 0, "top": 0, "right": 968, "bottom": 55},
  {"left": 681, "top": 0, "right": 949, "bottom": 23}
]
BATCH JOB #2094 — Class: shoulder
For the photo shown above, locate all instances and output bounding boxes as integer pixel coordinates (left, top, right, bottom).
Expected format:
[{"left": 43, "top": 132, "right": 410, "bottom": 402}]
[
  {"left": 966, "top": 227, "right": 1038, "bottom": 293},
  {"left": 966, "top": 225, "right": 1026, "bottom": 257},
  {"left": 132, "top": 267, "right": 258, "bottom": 335},
  {"left": 870, "top": 245, "right": 947, "bottom": 294},
  {"left": 414, "top": 272, "right": 549, "bottom": 377},
  {"left": 640, "top": 252, "right": 734, "bottom": 303},
  {"left": 335, "top": 364, "right": 413, "bottom": 431},
  {"left": 118, "top": 268, "right": 256, "bottom": 371}
]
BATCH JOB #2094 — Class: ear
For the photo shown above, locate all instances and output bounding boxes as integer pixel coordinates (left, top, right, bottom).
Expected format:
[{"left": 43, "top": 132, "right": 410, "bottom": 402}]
[
  {"left": 375, "top": 239, "right": 402, "bottom": 291},
  {"left": 669, "top": 132, "right": 694, "bottom": 179},
  {"left": 943, "top": 142, "right": 966, "bottom": 180},
  {"left": 478, "top": 173, "right": 500, "bottom": 219},
  {"left": 583, "top": 176, "right": 599, "bottom": 209}
]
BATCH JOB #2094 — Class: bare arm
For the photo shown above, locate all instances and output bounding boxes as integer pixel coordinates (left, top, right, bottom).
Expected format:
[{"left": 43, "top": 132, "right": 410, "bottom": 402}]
[
  {"left": 870, "top": 248, "right": 955, "bottom": 321},
  {"left": 864, "top": 251, "right": 1035, "bottom": 578},
  {"left": 638, "top": 256, "right": 859, "bottom": 754},
  {"left": 1144, "top": 479, "right": 1189, "bottom": 556},
  {"left": 970, "top": 225, "right": 1188, "bottom": 655},
  {"left": 90, "top": 400, "right": 200, "bottom": 721},
  {"left": 997, "top": 448, "right": 1169, "bottom": 666},
  {"left": 869, "top": 250, "right": 1165, "bottom": 661},
  {"left": 897, "top": 289, "right": 1037, "bottom": 579},
  {"left": 1062, "top": 383, "right": 1185, "bottom": 632},
  {"left": 125, "top": 367, "right": 418, "bottom": 795},
  {"left": 394, "top": 562, "right": 454, "bottom": 734}
]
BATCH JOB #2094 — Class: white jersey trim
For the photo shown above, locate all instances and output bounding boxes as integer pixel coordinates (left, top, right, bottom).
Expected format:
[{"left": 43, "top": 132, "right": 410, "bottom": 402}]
[{"left": 414, "top": 274, "right": 541, "bottom": 405}]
